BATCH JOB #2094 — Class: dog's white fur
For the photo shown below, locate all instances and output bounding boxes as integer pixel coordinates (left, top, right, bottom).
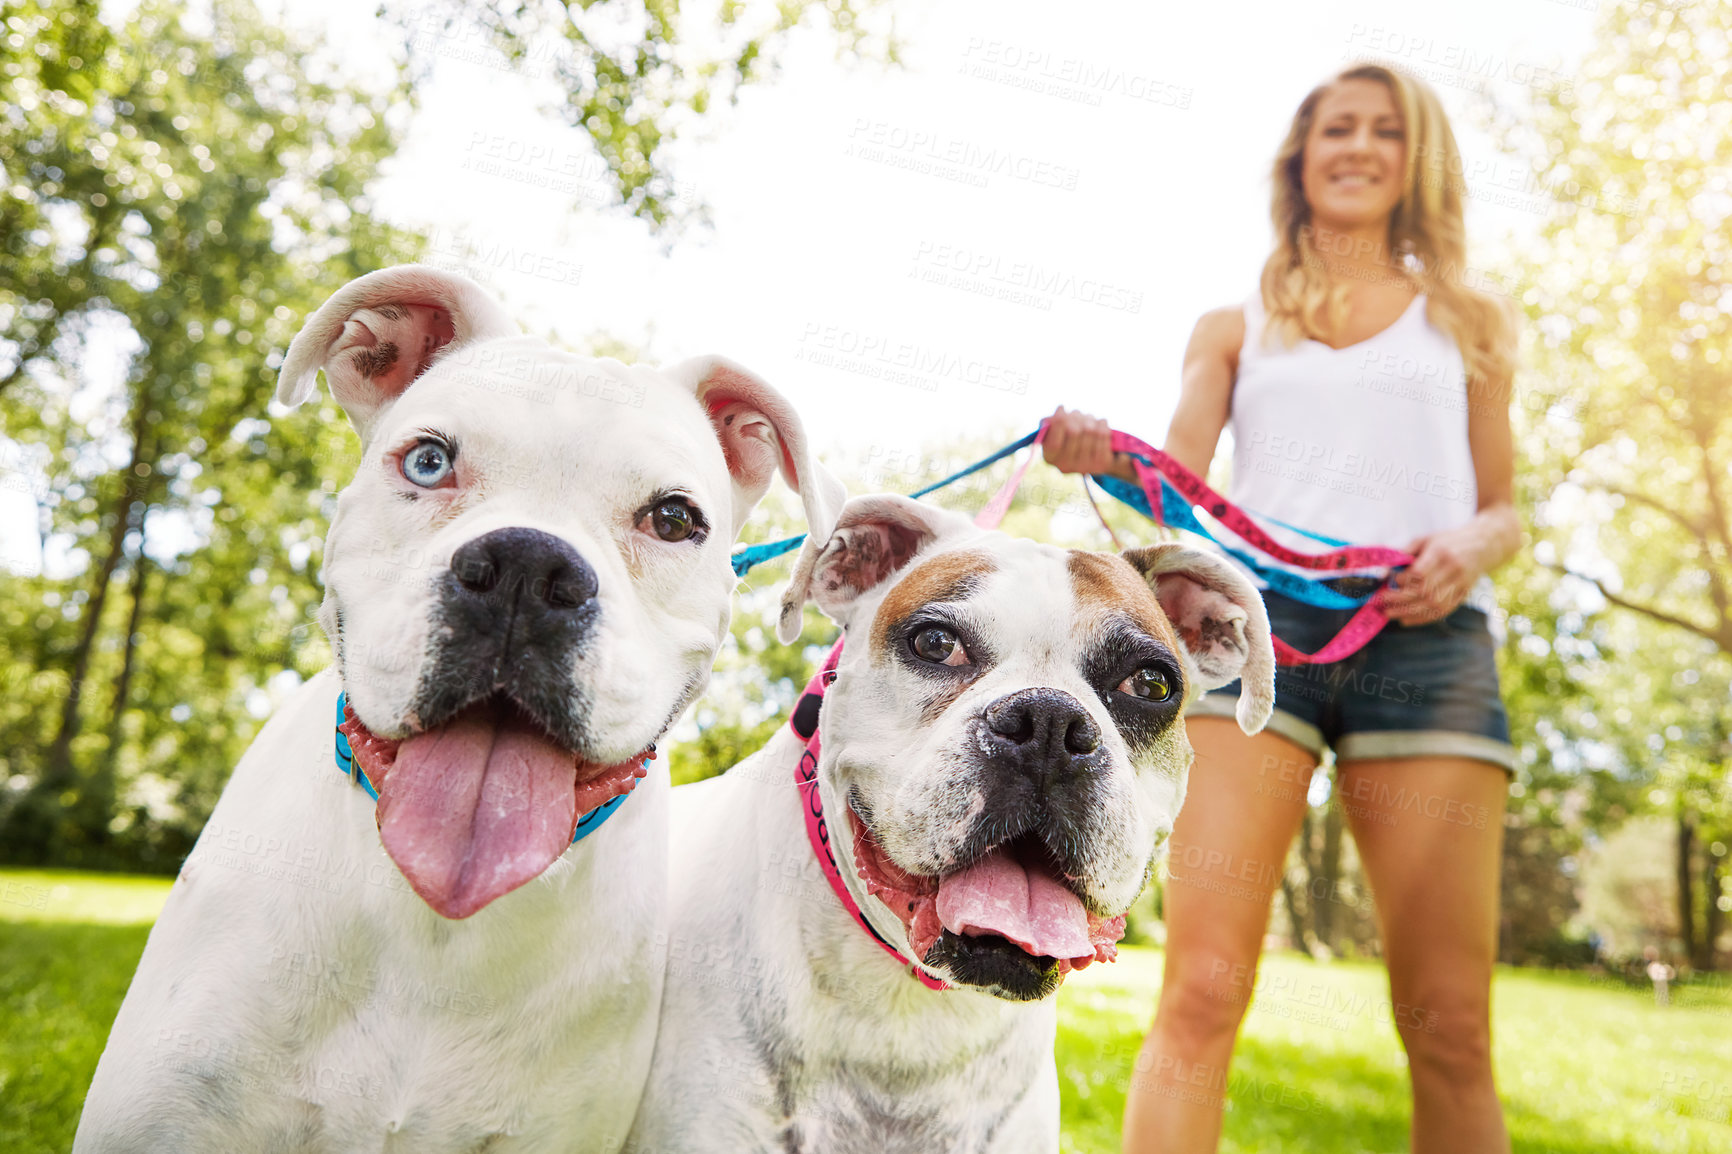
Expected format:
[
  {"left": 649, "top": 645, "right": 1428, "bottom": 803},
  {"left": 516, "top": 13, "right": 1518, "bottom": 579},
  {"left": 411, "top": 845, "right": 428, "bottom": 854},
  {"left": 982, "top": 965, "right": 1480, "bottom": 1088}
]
[
  {"left": 75, "top": 266, "right": 842, "bottom": 1153},
  {"left": 628, "top": 496, "right": 1273, "bottom": 1154}
]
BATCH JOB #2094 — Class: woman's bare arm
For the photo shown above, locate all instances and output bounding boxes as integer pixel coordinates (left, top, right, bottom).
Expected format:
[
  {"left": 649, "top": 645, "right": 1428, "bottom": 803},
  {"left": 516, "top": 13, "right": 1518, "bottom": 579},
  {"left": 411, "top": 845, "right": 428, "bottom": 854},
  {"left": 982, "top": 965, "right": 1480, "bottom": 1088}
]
[
  {"left": 1162, "top": 306, "right": 1244, "bottom": 477},
  {"left": 1043, "top": 306, "right": 1243, "bottom": 482}
]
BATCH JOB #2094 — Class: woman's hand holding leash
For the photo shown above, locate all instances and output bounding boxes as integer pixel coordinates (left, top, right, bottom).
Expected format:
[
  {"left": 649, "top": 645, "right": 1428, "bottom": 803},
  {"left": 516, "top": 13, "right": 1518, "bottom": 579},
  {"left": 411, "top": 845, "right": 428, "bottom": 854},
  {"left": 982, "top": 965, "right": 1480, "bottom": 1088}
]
[
  {"left": 1041, "top": 407, "right": 1509, "bottom": 644},
  {"left": 1042, "top": 407, "right": 1136, "bottom": 481},
  {"left": 1380, "top": 523, "right": 1493, "bottom": 626}
]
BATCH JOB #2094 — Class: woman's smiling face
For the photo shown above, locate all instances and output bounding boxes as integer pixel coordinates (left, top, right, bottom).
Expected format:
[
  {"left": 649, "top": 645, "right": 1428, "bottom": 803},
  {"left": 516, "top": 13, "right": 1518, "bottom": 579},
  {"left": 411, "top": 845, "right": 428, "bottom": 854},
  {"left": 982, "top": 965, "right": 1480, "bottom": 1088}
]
[{"left": 1300, "top": 77, "right": 1407, "bottom": 232}]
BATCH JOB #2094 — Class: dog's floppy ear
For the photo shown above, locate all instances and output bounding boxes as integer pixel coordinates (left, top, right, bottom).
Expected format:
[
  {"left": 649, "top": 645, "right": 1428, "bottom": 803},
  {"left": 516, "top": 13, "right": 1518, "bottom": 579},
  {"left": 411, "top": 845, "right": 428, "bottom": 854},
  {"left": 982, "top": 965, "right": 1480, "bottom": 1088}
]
[
  {"left": 277, "top": 265, "right": 518, "bottom": 438},
  {"left": 1121, "top": 543, "right": 1275, "bottom": 735},
  {"left": 776, "top": 494, "right": 975, "bottom": 643},
  {"left": 667, "top": 355, "right": 846, "bottom": 542}
]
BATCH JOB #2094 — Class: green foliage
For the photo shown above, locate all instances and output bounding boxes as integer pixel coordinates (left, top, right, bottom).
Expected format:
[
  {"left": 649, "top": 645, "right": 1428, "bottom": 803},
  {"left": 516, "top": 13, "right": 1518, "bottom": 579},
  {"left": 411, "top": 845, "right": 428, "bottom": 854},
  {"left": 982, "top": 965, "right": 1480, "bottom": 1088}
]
[
  {"left": 1579, "top": 815, "right": 1686, "bottom": 958},
  {"left": 0, "top": 0, "right": 891, "bottom": 873},
  {"left": 0, "top": 0, "right": 422, "bottom": 869},
  {"left": 1487, "top": 0, "right": 1732, "bottom": 966}
]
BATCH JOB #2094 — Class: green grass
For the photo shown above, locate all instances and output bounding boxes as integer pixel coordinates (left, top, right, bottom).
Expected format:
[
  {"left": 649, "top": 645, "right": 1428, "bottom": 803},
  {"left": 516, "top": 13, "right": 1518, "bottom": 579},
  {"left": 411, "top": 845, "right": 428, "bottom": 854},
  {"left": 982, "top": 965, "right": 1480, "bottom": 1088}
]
[
  {"left": 1058, "top": 950, "right": 1732, "bottom": 1153},
  {"left": 4, "top": 869, "right": 1729, "bottom": 1154},
  {"left": 0, "top": 869, "right": 171, "bottom": 1154}
]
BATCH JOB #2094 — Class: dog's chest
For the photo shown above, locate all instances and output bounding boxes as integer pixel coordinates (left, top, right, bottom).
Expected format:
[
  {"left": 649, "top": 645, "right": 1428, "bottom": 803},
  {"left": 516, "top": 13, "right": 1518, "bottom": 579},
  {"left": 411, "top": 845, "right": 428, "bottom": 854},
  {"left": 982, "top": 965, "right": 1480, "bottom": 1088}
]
[
  {"left": 775, "top": 1074, "right": 1014, "bottom": 1154},
  {"left": 298, "top": 959, "right": 622, "bottom": 1138},
  {"left": 294, "top": 853, "right": 661, "bottom": 1151},
  {"left": 734, "top": 979, "right": 1053, "bottom": 1154},
  {"left": 750, "top": 1057, "right": 1048, "bottom": 1154},
  {"left": 173, "top": 876, "right": 656, "bottom": 1154}
]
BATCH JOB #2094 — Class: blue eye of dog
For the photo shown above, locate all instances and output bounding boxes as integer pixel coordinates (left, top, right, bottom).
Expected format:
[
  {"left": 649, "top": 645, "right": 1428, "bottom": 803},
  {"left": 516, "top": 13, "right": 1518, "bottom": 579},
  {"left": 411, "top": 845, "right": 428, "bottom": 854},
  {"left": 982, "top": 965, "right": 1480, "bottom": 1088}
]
[
  {"left": 911, "top": 625, "right": 961, "bottom": 664},
  {"left": 402, "top": 438, "right": 453, "bottom": 488},
  {"left": 1117, "top": 666, "right": 1172, "bottom": 701}
]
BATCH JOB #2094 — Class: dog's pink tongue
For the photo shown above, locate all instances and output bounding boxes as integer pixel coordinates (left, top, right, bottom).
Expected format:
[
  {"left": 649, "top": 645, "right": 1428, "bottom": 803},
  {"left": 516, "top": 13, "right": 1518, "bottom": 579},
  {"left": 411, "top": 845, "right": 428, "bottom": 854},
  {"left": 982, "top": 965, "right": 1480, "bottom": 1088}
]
[
  {"left": 376, "top": 708, "right": 578, "bottom": 920},
  {"left": 935, "top": 847, "right": 1092, "bottom": 959}
]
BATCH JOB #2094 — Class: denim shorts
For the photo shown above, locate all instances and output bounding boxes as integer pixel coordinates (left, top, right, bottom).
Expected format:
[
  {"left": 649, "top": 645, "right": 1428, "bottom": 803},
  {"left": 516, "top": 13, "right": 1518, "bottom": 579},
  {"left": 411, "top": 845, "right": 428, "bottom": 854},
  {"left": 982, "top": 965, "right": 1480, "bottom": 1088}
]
[{"left": 1186, "top": 589, "right": 1517, "bottom": 773}]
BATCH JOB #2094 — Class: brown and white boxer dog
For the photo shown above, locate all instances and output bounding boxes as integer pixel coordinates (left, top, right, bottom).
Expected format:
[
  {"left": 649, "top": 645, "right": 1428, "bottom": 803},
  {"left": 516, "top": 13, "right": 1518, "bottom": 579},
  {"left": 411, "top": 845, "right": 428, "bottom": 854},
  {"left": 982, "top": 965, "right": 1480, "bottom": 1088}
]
[{"left": 629, "top": 494, "right": 1273, "bottom": 1153}]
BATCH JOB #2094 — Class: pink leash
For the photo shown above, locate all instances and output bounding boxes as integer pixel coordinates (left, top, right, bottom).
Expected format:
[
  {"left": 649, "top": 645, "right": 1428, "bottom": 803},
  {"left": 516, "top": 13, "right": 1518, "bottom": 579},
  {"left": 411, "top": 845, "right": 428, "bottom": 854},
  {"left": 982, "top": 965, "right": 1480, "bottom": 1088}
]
[{"left": 975, "top": 422, "right": 1412, "bottom": 665}]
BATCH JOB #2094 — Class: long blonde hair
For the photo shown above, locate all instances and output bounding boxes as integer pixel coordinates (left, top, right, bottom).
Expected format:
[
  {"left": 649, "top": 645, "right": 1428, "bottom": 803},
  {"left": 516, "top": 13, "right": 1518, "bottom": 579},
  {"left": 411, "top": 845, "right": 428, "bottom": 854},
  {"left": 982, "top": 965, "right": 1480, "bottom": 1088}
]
[{"left": 1260, "top": 62, "right": 1515, "bottom": 391}]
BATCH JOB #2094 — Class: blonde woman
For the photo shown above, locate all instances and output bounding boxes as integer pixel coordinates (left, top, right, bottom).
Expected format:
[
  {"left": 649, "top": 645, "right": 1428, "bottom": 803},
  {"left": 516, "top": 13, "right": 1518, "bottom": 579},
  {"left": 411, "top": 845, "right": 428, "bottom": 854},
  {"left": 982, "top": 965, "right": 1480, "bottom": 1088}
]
[{"left": 1044, "top": 63, "right": 1519, "bottom": 1153}]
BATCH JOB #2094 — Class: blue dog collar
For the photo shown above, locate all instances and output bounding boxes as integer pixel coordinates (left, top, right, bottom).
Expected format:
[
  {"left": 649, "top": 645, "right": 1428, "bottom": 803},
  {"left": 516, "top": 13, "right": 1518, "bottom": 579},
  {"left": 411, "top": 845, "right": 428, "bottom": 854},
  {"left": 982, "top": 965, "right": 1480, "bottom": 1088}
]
[{"left": 334, "top": 692, "right": 636, "bottom": 844}]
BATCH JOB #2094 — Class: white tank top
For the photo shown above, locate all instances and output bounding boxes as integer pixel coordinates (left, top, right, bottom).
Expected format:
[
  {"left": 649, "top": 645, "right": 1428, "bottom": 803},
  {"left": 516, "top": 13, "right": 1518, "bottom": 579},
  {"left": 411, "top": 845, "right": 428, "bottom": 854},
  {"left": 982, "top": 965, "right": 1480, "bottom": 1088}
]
[{"left": 1225, "top": 289, "right": 1493, "bottom": 608}]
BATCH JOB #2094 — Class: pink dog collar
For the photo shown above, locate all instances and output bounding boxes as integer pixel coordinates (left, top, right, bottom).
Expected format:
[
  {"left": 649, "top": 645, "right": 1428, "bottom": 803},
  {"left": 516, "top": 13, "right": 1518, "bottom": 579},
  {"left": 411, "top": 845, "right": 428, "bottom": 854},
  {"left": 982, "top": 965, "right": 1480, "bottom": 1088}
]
[{"left": 790, "top": 641, "right": 949, "bottom": 992}]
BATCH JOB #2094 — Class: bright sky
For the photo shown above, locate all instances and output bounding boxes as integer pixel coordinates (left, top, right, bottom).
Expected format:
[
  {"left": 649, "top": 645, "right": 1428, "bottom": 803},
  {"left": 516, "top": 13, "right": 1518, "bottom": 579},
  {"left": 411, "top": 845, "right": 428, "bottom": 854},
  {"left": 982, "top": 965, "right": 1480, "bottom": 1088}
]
[
  {"left": 367, "top": 0, "right": 1595, "bottom": 455},
  {"left": 2, "top": 0, "right": 1601, "bottom": 572}
]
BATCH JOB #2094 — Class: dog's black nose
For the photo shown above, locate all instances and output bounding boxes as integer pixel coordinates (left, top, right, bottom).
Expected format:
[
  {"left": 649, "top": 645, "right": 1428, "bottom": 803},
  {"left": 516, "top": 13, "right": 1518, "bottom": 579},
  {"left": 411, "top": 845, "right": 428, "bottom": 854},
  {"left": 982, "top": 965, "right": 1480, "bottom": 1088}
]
[
  {"left": 981, "top": 688, "right": 1103, "bottom": 787},
  {"left": 451, "top": 528, "right": 597, "bottom": 610},
  {"left": 413, "top": 528, "right": 601, "bottom": 749}
]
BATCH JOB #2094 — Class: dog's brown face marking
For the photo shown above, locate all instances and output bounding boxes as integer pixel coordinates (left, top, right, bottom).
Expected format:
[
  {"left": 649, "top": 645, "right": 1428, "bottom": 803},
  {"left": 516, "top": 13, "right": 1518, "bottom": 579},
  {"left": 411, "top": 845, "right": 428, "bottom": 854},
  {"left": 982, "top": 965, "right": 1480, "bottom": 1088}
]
[
  {"left": 1066, "top": 551, "right": 1179, "bottom": 652},
  {"left": 870, "top": 548, "right": 997, "bottom": 655},
  {"left": 1067, "top": 549, "right": 1195, "bottom": 770}
]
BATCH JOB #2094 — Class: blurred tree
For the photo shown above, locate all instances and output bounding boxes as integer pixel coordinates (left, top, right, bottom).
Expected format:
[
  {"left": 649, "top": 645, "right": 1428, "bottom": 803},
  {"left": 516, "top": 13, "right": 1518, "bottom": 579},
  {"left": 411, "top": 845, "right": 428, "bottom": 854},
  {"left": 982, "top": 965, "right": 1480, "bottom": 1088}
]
[
  {"left": 1273, "top": 794, "right": 1383, "bottom": 962},
  {"left": 0, "top": 0, "right": 421, "bottom": 866},
  {"left": 406, "top": 0, "right": 899, "bottom": 230},
  {"left": 1491, "top": 548, "right": 1629, "bottom": 965},
  {"left": 1579, "top": 815, "right": 1693, "bottom": 960},
  {"left": 0, "top": 0, "right": 900, "bottom": 871},
  {"left": 1492, "top": 0, "right": 1732, "bottom": 967}
]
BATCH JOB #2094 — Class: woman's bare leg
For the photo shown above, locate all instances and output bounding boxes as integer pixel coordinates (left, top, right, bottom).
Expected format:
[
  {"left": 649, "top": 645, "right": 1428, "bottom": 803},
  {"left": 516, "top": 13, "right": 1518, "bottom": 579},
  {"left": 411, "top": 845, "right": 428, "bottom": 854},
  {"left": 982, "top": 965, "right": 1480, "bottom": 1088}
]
[
  {"left": 1335, "top": 757, "right": 1511, "bottom": 1154},
  {"left": 1121, "top": 718, "right": 1318, "bottom": 1153}
]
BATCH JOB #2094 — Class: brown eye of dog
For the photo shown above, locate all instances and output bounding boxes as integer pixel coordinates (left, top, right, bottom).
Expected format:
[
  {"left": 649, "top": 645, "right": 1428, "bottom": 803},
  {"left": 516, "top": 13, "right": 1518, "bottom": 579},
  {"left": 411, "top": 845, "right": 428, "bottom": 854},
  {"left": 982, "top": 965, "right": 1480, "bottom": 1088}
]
[
  {"left": 911, "top": 626, "right": 961, "bottom": 665},
  {"left": 1119, "top": 667, "right": 1172, "bottom": 701},
  {"left": 649, "top": 500, "right": 698, "bottom": 542}
]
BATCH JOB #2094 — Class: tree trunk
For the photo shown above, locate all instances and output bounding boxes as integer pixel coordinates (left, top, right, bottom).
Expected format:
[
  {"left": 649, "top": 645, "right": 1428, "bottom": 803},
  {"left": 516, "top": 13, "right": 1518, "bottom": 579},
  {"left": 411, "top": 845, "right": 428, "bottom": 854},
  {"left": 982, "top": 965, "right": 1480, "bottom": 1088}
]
[
  {"left": 41, "top": 488, "right": 134, "bottom": 791},
  {"left": 1698, "top": 845, "right": 1725, "bottom": 972},
  {"left": 40, "top": 400, "right": 151, "bottom": 795},
  {"left": 1285, "top": 805, "right": 1333, "bottom": 960},
  {"left": 96, "top": 534, "right": 151, "bottom": 819},
  {"left": 1280, "top": 875, "right": 1324, "bottom": 959},
  {"left": 1677, "top": 808, "right": 1698, "bottom": 964},
  {"left": 1313, "top": 800, "right": 1344, "bottom": 954}
]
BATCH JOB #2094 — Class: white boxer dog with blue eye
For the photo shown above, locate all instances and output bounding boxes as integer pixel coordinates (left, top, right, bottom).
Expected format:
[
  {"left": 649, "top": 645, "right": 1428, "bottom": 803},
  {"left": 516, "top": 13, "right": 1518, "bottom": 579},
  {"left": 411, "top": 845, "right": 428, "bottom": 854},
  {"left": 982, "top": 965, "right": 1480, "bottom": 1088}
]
[
  {"left": 75, "top": 265, "right": 843, "bottom": 1154},
  {"left": 628, "top": 495, "right": 1274, "bottom": 1154}
]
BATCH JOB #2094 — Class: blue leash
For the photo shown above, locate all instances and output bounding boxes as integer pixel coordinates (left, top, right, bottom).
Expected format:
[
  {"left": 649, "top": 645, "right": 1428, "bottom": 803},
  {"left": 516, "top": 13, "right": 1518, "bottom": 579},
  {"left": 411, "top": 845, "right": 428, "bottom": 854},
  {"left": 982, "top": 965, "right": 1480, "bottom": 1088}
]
[
  {"left": 732, "top": 427, "right": 1384, "bottom": 611},
  {"left": 334, "top": 692, "right": 635, "bottom": 844},
  {"left": 730, "top": 430, "right": 1042, "bottom": 578},
  {"left": 1088, "top": 473, "right": 1370, "bottom": 610}
]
